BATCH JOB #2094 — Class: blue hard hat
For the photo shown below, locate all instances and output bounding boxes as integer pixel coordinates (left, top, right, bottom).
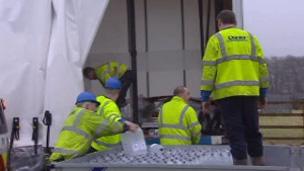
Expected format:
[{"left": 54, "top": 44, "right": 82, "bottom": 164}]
[
  {"left": 105, "top": 77, "right": 122, "bottom": 89},
  {"left": 76, "top": 91, "right": 100, "bottom": 105}
]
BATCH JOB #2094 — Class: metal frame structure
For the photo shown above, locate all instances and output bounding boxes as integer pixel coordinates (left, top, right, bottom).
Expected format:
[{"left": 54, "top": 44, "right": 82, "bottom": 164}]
[
  {"left": 126, "top": 0, "right": 233, "bottom": 123},
  {"left": 53, "top": 145, "right": 304, "bottom": 170},
  {"left": 127, "top": 0, "right": 139, "bottom": 123}
]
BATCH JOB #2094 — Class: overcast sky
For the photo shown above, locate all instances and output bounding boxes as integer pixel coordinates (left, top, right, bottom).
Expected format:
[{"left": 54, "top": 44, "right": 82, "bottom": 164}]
[{"left": 243, "top": 0, "right": 304, "bottom": 57}]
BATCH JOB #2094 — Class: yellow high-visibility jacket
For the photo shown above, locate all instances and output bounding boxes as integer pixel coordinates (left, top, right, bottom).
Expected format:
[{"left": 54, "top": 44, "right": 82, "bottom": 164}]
[
  {"left": 91, "top": 96, "right": 123, "bottom": 151},
  {"left": 158, "top": 96, "right": 202, "bottom": 145},
  {"left": 50, "top": 107, "right": 124, "bottom": 161},
  {"left": 201, "top": 27, "right": 270, "bottom": 100},
  {"left": 96, "top": 61, "right": 128, "bottom": 85}
]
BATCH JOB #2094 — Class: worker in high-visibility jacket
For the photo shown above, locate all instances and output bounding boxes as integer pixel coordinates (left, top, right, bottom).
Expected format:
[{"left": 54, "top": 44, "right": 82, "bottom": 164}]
[
  {"left": 50, "top": 91, "right": 138, "bottom": 162},
  {"left": 91, "top": 77, "right": 132, "bottom": 152},
  {"left": 83, "top": 61, "right": 134, "bottom": 108},
  {"left": 201, "top": 10, "right": 270, "bottom": 166},
  {"left": 158, "top": 86, "right": 202, "bottom": 145}
]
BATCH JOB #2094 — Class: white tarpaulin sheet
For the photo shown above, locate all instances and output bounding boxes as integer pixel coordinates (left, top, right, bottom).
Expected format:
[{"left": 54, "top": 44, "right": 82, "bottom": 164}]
[{"left": 0, "top": 0, "right": 109, "bottom": 146}]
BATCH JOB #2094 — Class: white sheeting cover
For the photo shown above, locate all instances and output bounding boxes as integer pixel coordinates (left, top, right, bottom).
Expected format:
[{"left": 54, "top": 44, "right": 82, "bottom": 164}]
[{"left": 0, "top": 0, "right": 109, "bottom": 146}]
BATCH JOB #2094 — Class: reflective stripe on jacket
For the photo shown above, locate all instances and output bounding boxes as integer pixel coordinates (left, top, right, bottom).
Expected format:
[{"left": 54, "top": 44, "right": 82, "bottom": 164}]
[
  {"left": 96, "top": 61, "right": 128, "bottom": 85},
  {"left": 91, "top": 96, "right": 123, "bottom": 151},
  {"left": 50, "top": 106, "right": 124, "bottom": 161},
  {"left": 158, "top": 96, "right": 202, "bottom": 145},
  {"left": 201, "top": 27, "right": 270, "bottom": 100}
]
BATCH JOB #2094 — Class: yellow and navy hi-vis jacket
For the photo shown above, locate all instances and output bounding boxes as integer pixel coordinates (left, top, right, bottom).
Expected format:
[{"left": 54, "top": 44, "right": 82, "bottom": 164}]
[
  {"left": 201, "top": 27, "right": 270, "bottom": 100},
  {"left": 158, "top": 96, "right": 202, "bottom": 145},
  {"left": 50, "top": 107, "right": 124, "bottom": 161},
  {"left": 91, "top": 96, "right": 124, "bottom": 151},
  {"left": 95, "top": 61, "right": 128, "bottom": 85}
]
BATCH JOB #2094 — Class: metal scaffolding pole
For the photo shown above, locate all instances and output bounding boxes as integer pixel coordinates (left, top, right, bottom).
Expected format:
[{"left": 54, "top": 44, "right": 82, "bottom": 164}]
[
  {"left": 180, "top": 0, "right": 187, "bottom": 86},
  {"left": 126, "top": 0, "right": 139, "bottom": 123},
  {"left": 206, "top": 0, "right": 211, "bottom": 40},
  {"left": 198, "top": 0, "right": 205, "bottom": 58}
]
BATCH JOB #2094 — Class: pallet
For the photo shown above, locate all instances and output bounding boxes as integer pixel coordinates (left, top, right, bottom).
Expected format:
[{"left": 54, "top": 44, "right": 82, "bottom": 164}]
[
  {"left": 263, "top": 138, "right": 304, "bottom": 146},
  {"left": 259, "top": 112, "right": 304, "bottom": 145}
]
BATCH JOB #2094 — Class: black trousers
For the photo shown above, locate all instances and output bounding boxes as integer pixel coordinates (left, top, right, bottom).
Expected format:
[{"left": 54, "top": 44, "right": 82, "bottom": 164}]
[
  {"left": 217, "top": 96, "right": 263, "bottom": 160},
  {"left": 116, "top": 70, "right": 134, "bottom": 108}
]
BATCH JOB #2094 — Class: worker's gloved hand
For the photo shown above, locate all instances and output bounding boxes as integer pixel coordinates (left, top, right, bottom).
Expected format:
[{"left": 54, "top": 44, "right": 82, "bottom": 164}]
[
  {"left": 201, "top": 101, "right": 210, "bottom": 114},
  {"left": 258, "top": 97, "right": 267, "bottom": 109},
  {"left": 124, "top": 120, "right": 139, "bottom": 132}
]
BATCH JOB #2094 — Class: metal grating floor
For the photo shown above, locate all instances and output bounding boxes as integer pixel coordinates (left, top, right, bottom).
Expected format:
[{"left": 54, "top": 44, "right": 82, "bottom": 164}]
[{"left": 87, "top": 146, "right": 232, "bottom": 166}]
